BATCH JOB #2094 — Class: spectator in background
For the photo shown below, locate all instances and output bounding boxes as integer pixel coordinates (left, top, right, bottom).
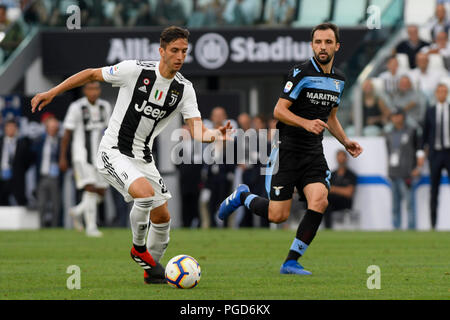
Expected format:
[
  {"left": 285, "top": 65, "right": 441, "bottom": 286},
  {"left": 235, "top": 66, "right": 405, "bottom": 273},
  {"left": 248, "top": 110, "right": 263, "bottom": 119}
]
[
  {"left": 378, "top": 55, "right": 403, "bottom": 99},
  {"left": 417, "top": 83, "right": 450, "bottom": 229},
  {"left": 223, "top": 0, "right": 261, "bottom": 26},
  {"left": 395, "top": 25, "right": 430, "bottom": 69},
  {"left": 390, "top": 75, "right": 426, "bottom": 131},
  {"left": 0, "top": 118, "right": 33, "bottom": 206},
  {"left": 237, "top": 112, "right": 251, "bottom": 132},
  {"left": 0, "top": 4, "right": 11, "bottom": 31},
  {"left": 176, "top": 124, "right": 203, "bottom": 228},
  {"left": 203, "top": 106, "right": 236, "bottom": 228},
  {"left": 33, "top": 113, "right": 62, "bottom": 228},
  {"left": 426, "top": 3, "right": 450, "bottom": 41},
  {"left": 235, "top": 112, "right": 255, "bottom": 227},
  {"left": 23, "top": 0, "right": 49, "bottom": 26},
  {"left": 128, "top": 1, "right": 155, "bottom": 26},
  {"left": 385, "top": 108, "right": 420, "bottom": 230},
  {"left": 109, "top": 0, "right": 150, "bottom": 27},
  {"left": 155, "top": 0, "right": 186, "bottom": 27},
  {"left": 250, "top": 114, "right": 270, "bottom": 227},
  {"left": 264, "top": 0, "right": 295, "bottom": 26},
  {"left": 77, "top": 0, "right": 107, "bottom": 26},
  {"left": 323, "top": 150, "right": 357, "bottom": 229},
  {"left": 408, "top": 52, "right": 447, "bottom": 103},
  {"left": 420, "top": 30, "right": 450, "bottom": 70},
  {"left": 361, "top": 78, "right": 391, "bottom": 135},
  {"left": 188, "top": 0, "right": 225, "bottom": 28},
  {"left": 438, "top": 0, "right": 450, "bottom": 18},
  {"left": 0, "top": 3, "right": 23, "bottom": 60}
]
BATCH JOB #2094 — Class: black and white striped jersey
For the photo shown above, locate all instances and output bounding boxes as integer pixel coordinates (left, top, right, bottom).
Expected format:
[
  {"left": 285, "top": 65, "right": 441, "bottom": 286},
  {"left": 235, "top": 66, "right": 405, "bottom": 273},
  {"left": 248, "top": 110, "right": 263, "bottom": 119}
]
[
  {"left": 63, "top": 97, "right": 112, "bottom": 165},
  {"left": 100, "top": 60, "right": 201, "bottom": 163}
]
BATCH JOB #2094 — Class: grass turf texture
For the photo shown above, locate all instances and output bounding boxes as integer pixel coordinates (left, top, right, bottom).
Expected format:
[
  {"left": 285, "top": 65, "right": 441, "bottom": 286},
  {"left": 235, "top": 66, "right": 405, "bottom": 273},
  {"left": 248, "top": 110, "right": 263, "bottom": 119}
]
[{"left": 0, "top": 228, "right": 448, "bottom": 300}]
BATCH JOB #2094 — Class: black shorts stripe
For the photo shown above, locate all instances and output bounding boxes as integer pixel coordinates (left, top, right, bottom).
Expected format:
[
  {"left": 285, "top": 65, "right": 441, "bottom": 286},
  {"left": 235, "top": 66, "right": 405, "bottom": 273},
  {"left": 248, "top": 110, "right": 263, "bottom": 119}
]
[{"left": 101, "top": 151, "right": 125, "bottom": 188}]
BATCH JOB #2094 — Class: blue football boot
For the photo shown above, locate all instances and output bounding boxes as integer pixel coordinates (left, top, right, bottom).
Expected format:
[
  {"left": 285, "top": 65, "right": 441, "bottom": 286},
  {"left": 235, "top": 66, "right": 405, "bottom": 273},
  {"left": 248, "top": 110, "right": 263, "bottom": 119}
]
[
  {"left": 218, "top": 184, "right": 250, "bottom": 220},
  {"left": 280, "top": 260, "right": 312, "bottom": 275}
]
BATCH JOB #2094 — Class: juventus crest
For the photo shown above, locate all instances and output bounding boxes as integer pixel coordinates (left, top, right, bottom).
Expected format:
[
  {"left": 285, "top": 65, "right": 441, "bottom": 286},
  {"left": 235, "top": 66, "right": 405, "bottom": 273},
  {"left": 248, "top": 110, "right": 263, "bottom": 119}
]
[{"left": 169, "top": 89, "right": 180, "bottom": 107}]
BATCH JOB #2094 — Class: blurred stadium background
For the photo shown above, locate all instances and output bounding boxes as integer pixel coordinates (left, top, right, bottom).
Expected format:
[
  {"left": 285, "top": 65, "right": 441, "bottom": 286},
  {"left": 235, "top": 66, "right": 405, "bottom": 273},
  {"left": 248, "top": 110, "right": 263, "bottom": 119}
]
[{"left": 0, "top": 0, "right": 449, "bottom": 232}]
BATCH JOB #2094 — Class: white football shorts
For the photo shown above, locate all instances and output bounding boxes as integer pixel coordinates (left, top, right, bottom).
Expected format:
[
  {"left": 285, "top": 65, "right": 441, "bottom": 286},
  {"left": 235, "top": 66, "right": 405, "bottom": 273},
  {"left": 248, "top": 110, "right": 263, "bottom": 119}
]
[
  {"left": 96, "top": 146, "right": 171, "bottom": 207},
  {"left": 73, "top": 161, "right": 109, "bottom": 190}
]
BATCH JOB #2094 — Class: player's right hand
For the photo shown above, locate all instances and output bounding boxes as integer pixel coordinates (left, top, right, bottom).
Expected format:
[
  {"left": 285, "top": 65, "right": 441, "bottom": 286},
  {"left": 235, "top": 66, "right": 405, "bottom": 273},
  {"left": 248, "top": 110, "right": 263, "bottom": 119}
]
[
  {"left": 31, "top": 91, "right": 54, "bottom": 113},
  {"left": 304, "top": 119, "right": 328, "bottom": 135}
]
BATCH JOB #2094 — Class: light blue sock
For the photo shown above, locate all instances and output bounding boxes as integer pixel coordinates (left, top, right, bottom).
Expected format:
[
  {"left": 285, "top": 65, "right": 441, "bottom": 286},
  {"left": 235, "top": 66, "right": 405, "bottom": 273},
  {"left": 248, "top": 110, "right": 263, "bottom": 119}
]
[
  {"left": 289, "top": 238, "right": 309, "bottom": 256},
  {"left": 244, "top": 194, "right": 257, "bottom": 210}
]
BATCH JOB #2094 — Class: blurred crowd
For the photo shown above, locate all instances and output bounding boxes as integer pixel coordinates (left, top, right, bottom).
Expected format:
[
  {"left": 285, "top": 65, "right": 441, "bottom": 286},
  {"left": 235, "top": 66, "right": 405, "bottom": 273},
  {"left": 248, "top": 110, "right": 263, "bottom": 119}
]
[
  {"left": 3, "top": 0, "right": 298, "bottom": 28},
  {"left": 177, "top": 106, "right": 279, "bottom": 229},
  {"left": 0, "top": 0, "right": 300, "bottom": 63},
  {"left": 357, "top": 2, "right": 450, "bottom": 137},
  {"left": 352, "top": 1, "right": 450, "bottom": 230}
]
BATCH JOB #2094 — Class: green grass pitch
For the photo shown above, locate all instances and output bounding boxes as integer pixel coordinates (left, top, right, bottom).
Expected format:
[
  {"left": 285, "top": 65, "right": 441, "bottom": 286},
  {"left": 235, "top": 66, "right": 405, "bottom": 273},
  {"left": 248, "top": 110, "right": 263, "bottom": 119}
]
[{"left": 0, "top": 228, "right": 448, "bottom": 300}]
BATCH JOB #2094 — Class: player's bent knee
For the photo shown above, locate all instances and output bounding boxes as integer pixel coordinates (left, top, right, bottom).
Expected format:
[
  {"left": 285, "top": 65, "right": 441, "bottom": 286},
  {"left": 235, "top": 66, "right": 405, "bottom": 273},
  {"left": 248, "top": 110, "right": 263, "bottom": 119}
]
[
  {"left": 128, "top": 177, "right": 155, "bottom": 199},
  {"left": 309, "top": 197, "right": 328, "bottom": 213},
  {"left": 269, "top": 209, "right": 290, "bottom": 224}
]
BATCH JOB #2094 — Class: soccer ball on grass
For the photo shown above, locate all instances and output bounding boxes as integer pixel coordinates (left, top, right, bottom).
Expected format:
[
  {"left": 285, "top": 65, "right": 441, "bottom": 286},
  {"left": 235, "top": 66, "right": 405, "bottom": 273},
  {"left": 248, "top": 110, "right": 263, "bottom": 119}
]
[{"left": 165, "top": 255, "right": 201, "bottom": 289}]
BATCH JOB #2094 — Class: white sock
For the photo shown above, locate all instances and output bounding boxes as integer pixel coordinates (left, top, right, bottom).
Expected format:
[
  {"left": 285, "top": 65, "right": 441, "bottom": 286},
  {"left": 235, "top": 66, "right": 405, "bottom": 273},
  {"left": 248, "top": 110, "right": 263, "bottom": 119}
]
[
  {"left": 83, "top": 191, "right": 98, "bottom": 232},
  {"left": 72, "top": 192, "right": 89, "bottom": 216},
  {"left": 146, "top": 220, "right": 170, "bottom": 262},
  {"left": 95, "top": 193, "right": 104, "bottom": 204},
  {"left": 130, "top": 198, "right": 153, "bottom": 246}
]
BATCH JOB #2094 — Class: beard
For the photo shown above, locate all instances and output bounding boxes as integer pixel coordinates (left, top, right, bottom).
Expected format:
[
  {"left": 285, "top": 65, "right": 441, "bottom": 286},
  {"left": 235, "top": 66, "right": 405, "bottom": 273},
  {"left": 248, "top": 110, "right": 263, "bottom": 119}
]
[{"left": 315, "top": 51, "right": 333, "bottom": 65}]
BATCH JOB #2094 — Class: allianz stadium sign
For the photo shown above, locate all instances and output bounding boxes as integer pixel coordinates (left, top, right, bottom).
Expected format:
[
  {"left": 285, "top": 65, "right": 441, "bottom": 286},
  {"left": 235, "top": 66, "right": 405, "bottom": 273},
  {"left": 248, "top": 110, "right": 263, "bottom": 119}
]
[{"left": 41, "top": 27, "right": 367, "bottom": 76}]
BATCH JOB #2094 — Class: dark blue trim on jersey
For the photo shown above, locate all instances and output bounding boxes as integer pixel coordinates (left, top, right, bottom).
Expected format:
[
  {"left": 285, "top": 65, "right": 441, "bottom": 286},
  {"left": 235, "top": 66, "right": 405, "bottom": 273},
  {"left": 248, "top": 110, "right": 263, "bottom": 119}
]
[
  {"left": 289, "top": 76, "right": 345, "bottom": 101},
  {"left": 311, "top": 57, "right": 336, "bottom": 74},
  {"left": 310, "top": 57, "right": 321, "bottom": 72}
]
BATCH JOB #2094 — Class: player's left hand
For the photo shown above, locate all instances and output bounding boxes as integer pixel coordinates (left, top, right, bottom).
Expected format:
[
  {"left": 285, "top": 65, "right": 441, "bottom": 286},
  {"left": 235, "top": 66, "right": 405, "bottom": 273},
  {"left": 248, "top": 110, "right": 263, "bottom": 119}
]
[
  {"left": 31, "top": 91, "right": 55, "bottom": 113},
  {"left": 217, "top": 120, "right": 234, "bottom": 141},
  {"left": 344, "top": 140, "right": 363, "bottom": 158}
]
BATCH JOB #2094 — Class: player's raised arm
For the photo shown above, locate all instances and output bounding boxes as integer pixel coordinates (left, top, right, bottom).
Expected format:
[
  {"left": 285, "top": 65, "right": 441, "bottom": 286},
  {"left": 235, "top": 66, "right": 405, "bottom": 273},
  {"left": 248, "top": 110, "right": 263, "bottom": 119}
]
[
  {"left": 31, "top": 68, "right": 104, "bottom": 113},
  {"left": 185, "top": 117, "right": 232, "bottom": 143}
]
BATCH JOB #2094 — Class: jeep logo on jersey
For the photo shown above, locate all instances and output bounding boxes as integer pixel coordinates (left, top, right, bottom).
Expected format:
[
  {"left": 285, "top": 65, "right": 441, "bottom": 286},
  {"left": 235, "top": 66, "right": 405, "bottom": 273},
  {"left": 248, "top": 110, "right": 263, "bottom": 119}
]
[
  {"left": 134, "top": 100, "right": 167, "bottom": 120},
  {"left": 195, "top": 33, "right": 229, "bottom": 69}
]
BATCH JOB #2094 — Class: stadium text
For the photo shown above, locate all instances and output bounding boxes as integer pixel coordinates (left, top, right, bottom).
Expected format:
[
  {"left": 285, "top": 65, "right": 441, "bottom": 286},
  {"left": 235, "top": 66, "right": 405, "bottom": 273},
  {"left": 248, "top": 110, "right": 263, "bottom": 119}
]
[
  {"left": 105, "top": 35, "right": 312, "bottom": 68},
  {"left": 230, "top": 36, "right": 312, "bottom": 62}
]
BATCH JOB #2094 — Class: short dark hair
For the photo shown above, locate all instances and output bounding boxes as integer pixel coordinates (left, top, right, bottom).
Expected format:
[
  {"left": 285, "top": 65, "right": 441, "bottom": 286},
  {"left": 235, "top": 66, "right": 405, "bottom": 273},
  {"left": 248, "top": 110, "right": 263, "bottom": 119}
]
[
  {"left": 160, "top": 26, "right": 190, "bottom": 49},
  {"left": 311, "top": 22, "right": 340, "bottom": 43}
]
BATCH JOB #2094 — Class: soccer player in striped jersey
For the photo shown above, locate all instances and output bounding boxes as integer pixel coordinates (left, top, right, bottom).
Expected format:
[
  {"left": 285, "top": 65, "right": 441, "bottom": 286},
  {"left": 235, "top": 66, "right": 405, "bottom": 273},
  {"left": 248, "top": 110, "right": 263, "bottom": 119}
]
[
  {"left": 31, "top": 26, "right": 232, "bottom": 284},
  {"left": 60, "top": 81, "right": 111, "bottom": 237},
  {"left": 218, "top": 23, "right": 363, "bottom": 275}
]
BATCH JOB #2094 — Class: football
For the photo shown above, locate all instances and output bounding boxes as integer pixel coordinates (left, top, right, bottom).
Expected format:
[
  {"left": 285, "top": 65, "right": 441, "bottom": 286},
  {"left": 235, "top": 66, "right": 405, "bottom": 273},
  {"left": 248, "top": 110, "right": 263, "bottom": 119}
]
[{"left": 165, "top": 255, "right": 201, "bottom": 289}]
